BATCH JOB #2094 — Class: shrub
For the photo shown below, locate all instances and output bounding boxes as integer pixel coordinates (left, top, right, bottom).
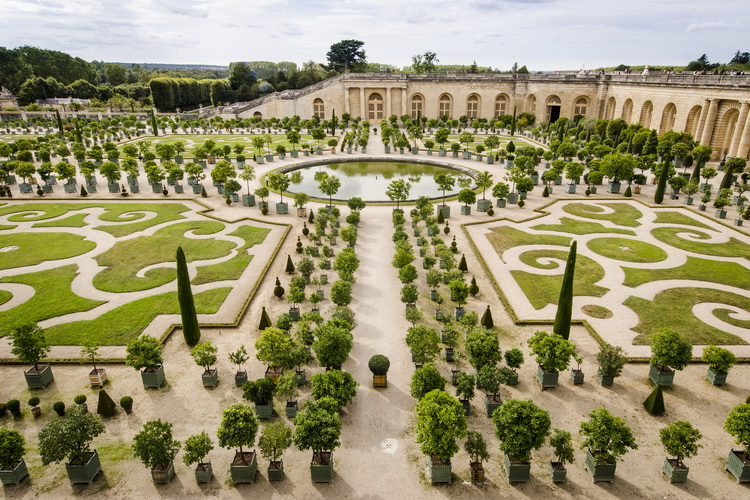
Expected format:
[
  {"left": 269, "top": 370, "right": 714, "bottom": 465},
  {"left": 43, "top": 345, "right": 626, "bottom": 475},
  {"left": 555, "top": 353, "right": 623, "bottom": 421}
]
[
  {"left": 120, "top": 396, "right": 133, "bottom": 411},
  {"left": 53, "top": 401, "right": 65, "bottom": 416},
  {"left": 410, "top": 363, "right": 446, "bottom": 399},
  {"left": 97, "top": 390, "right": 116, "bottom": 417},
  {"left": 133, "top": 419, "right": 181, "bottom": 469},
  {"left": 596, "top": 342, "right": 628, "bottom": 378},
  {"left": 368, "top": 355, "right": 390, "bottom": 376},
  {"left": 724, "top": 403, "right": 750, "bottom": 454},
  {"left": 243, "top": 378, "right": 276, "bottom": 405},
  {"left": 7, "top": 400, "right": 21, "bottom": 414},
  {"left": 702, "top": 345, "right": 737, "bottom": 373},
  {"left": 579, "top": 408, "right": 638, "bottom": 464},
  {"left": 649, "top": 328, "right": 692, "bottom": 371},
  {"left": 643, "top": 385, "right": 665, "bottom": 415},
  {"left": 74, "top": 394, "right": 87, "bottom": 405},
  {"left": 492, "top": 399, "right": 551, "bottom": 463},
  {"left": 528, "top": 330, "right": 576, "bottom": 373},
  {"left": 0, "top": 428, "right": 25, "bottom": 469},
  {"left": 660, "top": 421, "right": 702, "bottom": 463},
  {"left": 28, "top": 397, "right": 40, "bottom": 407},
  {"left": 311, "top": 370, "right": 358, "bottom": 409},
  {"left": 464, "top": 430, "right": 490, "bottom": 464}
]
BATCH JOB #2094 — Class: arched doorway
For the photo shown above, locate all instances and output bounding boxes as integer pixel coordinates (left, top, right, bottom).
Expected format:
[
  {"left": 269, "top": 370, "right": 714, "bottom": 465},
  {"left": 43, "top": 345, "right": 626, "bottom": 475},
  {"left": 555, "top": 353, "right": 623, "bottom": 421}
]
[
  {"left": 368, "top": 92, "right": 384, "bottom": 120},
  {"left": 639, "top": 101, "right": 653, "bottom": 129},
  {"left": 466, "top": 94, "right": 480, "bottom": 120},
  {"left": 313, "top": 98, "right": 324, "bottom": 119},
  {"left": 410, "top": 94, "right": 423, "bottom": 120},
  {"left": 659, "top": 103, "right": 677, "bottom": 135},
  {"left": 684, "top": 105, "right": 702, "bottom": 136},
  {"left": 605, "top": 97, "right": 616, "bottom": 120},
  {"left": 546, "top": 95, "right": 561, "bottom": 123},
  {"left": 494, "top": 94, "right": 509, "bottom": 118},
  {"left": 622, "top": 99, "right": 633, "bottom": 123},
  {"left": 711, "top": 107, "right": 740, "bottom": 158},
  {"left": 526, "top": 94, "right": 537, "bottom": 116}
]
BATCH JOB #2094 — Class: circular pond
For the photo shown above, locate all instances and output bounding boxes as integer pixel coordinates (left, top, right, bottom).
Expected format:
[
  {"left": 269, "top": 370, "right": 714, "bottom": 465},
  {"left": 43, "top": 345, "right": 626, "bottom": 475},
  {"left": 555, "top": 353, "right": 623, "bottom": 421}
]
[{"left": 279, "top": 160, "right": 475, "bottom": 201}]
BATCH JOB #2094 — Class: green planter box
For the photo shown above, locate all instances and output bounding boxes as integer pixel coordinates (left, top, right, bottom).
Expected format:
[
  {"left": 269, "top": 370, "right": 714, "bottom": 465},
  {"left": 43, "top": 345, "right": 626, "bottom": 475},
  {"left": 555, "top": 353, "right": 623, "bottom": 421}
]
[
  {"left": 663, "top": 458, "right": 689, "bottom": 483},
  {"left": 66, "top": 450, "right": 102, "bottom": 485},
  {"left": 311, "top": 452, "right": 334, "bottom": 483},
  {"left": 649, "top": 364, "right": 674, "bottom": 387},
  {"left": 276, "top": 202, "right": 289, "bottom": 214},
  {"left": 487, "top": 156, "right": 494, "bottom": 164},
  {"left": 130, "top": 185, "right": 140, "bottom": 194},
  {"left": 295, "top": 369, "right": 307, "bottom": 385},
  {"left": 503, "top": 454, "right": 530, "bottom": 483},
  {"left": 202, "top": 368, "right": 219, "bottom": 388},
  {"left": 485, "top": 394, "right": 502, "bottom": 417},
  {"left": 174, "top": 184, "right": 184, "bottom": 194},
  {"left": 706, "top": 367, "right": 728, "bottom": 386},
  {"left": 255, "top": 403, "right": 274, "bottom": 419},
  {"left": 192, "top": 184, "right": 203, "bottom": 194},
  {"left": 445, "top": 347, "right": 455, "bottom": 362},
  {"left": 504, "top": 372, "right": 519, "bottom": 386},
  {"left": 507, "top": 193, "right": 519, "bottom": 204},
  {"left": 476, "top": 199, "right": 491, "bottom": 212},
  {"left": 25, "top": 364, "right": 54, "bottom": 389},
  {"left": 151, "top": 461, "right": 175, "bottom": 484},
  {"left": 597, "top": 374, "right": 615, "bottom": 387},
  {"left": 716, "top": 209, "right": 727, "bottom": 219},
  {"left": 231, "top": 451, "right": 258, "bottom": 484},
  {"left": 141, "top": 365, "right": 166, "bottom": 389},
  {"left": 454, "top": 307, "right": 465, "bottom": 320},
  {"left": 151, "top": 183, "right": 162, "bottom": 193},
  {"left": 242, "top": 194, "right": 255, "bottom": 206},
  {"left": 429, "top": 457, "right": 452, "bottom": 484},
  {"left": 461, "top": 205, "right": 472, "bottom": 215},
  {"left": 108, "top": 183, "right": 120, "bottom": 193},
  {"left": 608, "top": 181, "right": 621, "bottom": 194},
  {"left": 235, "top": 371, "right": 248, "bottom": 387},
  {"left": 0, "top": 459, "right": 28, "bottom": 485},
  {"left": 566, "top": 184, "right": 577, "bottom": 194},
  {"left": 570, "top": 369, "right": 585, "bottom": 385},
  {"left": 289, "top": 308, "right": 300, "bottom": 321},
  {"left": 549, "top": 462, "right": 567, "bottom": 483},
  {"left": 195, "top": 462, "right": 212, "bottom": 483},
  {"left": 268, "top": 460, "right": 284, "bottom": 481},
  {"left": 727, "top": 450, "right": 750, "bottom": 483},
  {"left": 536, "top": 365, "right": 559, "bottom": 389},
  {"left": 585, "top": 449, "right": 616, "bottom": 482},
  {"left": 496, "top": 198, "right": 507, "bottom": 208},
  {"left": 285, "top": 401, "right": 298, "bottom": 418}
]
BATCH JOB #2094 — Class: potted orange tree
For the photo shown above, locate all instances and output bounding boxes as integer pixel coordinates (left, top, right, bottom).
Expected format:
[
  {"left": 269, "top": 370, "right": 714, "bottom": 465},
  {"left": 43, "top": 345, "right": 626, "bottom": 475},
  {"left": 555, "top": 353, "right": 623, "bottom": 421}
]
[
  {"left": 10, "top": 322, "right": 53, "bottom": 389},
  {"left": 217, "top": 403, "right": 259, "bottom": 484},
  {"left": 0, "top": 429, "right": 28, "bottom": 485},
  {"left": 183, "top": 431, "right": 214, "bottom": 483},
  {"left": 259, "top": 422, "right": 293, "bottom": 481},
  {"left": 293, "top": 397, "right": 341, "bottom": 482},
  {"left": 133, "top": 419, "right": 181, "bottom": 484}
]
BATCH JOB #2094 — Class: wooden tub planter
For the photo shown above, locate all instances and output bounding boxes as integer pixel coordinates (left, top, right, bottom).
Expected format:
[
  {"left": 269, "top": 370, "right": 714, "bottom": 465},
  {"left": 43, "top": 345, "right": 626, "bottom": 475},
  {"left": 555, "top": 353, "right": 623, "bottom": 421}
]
[
  {"left": 194, "top": 462, "right": 212, "bottom": 483},
  {"left": 141, "top": 365, "right": 166, "bottom": 388},
  {"left": 88, "top": 368, "right": 108, "bottom": 387},
  {"left": 726, "top": 450, "right": 750, "bottom": 483},
  {"left": 649, "top": 364, "right": 675, "bottom": 387},
  {"left": 235, "top": 370, "right": 248, "bottom": 387},
  {"left": 570, "top": 369, "right": 585, "bottom": 385},
  {"left": 504, "top": 372, "right": 519, "bottom": 386},
  {"left": 663, "top": 458, "right": 689, "bottom": 483},
  {"left": 285, "top": 401, "right": 298, "bottom": 418},
  {"left": 428, "top": 456, "right": 452, "bottom": 484},
  {"left": 202, "top": 368, "right": 219, "bottom": 388},
  {"left": 485, "top": 394, "right": 502, "bottom": 417},
  {"left": 151, "top": 461, "right": 175, "bottom": 484},
  {"left": 267, "top": 460, "right": 284, "bottom": 481},
  {"left": 536, "top": 365, "right": 559, "bottom": 389},
  {"left": 264, "top": 366, "right": 283, "bottom": 381},
  {"left": 373, "top": 374, "right": 388, "bottom": 388},
  {"left": 231, "top": 451, "right": 258, "bottom": 484},
  {"left": 66, "top": 450, "right": 102, "bottom": 485},
  {"left": 549, "top": 461, "right": 567, "bottom": 483},
  {"left": 311, "top": 452, "right": 334, "bottom": 483},
  {"left": 585, "top": 449, "right": 616, "bottom": 482},
  {"left": 470, "top": 462, "right": 484, "bottom": 483},
  {"left": 25, "top": 364, "right": 54, "bottom": 389},
  {"left": 597, "top": 373, "right": 615, "bottom": 387},
  {"left": 0, "top": 459, "right": 29, "bottom": 485},
  {"left": 706, "top": 368, "right": 728, "bottom": 386},
  {"left": 503, "top": 455, "right": 531, "bottom": 483}
]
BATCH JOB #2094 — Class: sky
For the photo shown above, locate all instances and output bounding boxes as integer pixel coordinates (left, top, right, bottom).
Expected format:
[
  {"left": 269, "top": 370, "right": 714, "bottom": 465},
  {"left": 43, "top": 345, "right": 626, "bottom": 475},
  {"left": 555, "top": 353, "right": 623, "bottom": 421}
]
[{"left": 1, "top": 0, "right": 747, "bottom": 70}]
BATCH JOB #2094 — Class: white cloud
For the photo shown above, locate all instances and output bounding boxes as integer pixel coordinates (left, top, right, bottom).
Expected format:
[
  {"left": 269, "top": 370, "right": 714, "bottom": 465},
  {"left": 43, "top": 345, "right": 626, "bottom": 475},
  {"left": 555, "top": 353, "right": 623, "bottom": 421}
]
[{"left": 686, "top": 21, "right": 731, "bottom": 32}]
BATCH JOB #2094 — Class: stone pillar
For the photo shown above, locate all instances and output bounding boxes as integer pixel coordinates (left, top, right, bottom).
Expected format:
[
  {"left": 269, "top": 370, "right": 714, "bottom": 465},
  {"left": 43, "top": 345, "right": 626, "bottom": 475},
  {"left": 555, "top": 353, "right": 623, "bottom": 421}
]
[
  {"left": 727, "top": 101, "right": 749, "bottom": 157},
  {"left": 694, "top": 98, "right": 711, "bottom": 142},
  {"left": 735, "top": 108, "right": 750, "bottom": 159},
  {"left": 359, "top": 88, "right": 365, "bottom": 120},
  {"left": 344, "top": 87, "right": 350, "bottom": 115},
  {"left": 699, "top": 98, "right": 719, "bottom": 146},
  {"left": 402, "top": 88, "right": 407, "bottom": 117},
  {"left": 385, "top": 88, "right": 390, "bottom": 119}
]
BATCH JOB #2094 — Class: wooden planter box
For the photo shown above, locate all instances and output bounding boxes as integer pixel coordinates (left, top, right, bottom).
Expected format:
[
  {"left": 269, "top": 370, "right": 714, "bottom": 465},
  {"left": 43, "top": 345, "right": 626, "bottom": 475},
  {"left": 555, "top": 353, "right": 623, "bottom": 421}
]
[
  {"left": 536, "top": 365, "right": 559, "bottom": 389},
  {"left": 550, "top": 461, "right": 567, "bottom": 483},
  {"left": 585, "top": 449, "right": 616, "bottom": 482},
  {"left": 192, "top": 183, "right": 203, "bottom": 194},
  {"left": 445, "top": 347, "right": 455, "bottom": 362},
  {"left": 231, "top": 451, "right": 258, "bottom": 484},
  {"left": 454, "top": 307, "right": 465, "bottom": 320},
  {"left": 460, "top": 205, "right": 472, "bottom": 215},
  {"left": 485, "top": 394, "right": 502, "bottom": 417},
  {"left": 726, "top": 450, "right": 750, "bottom": 483},
  {"left": 202, "top": 368, "right": 219, "bottom": 387},
  {"left": 0, "top": 459, "right": 29, "bottom": 485},
  {"left": 470, "top": 462, "right": 484, "bottom": 483},
  {"left": 25, "top": 364, "right": 54, "bottom": 389},
  {"left": 504, "top": 372, "right": 519, "bottom": 385},
  {"left": 373, "top": 374, "right": 388, "bottom": 388},
  {"left": 608, "top": 181, "right": 621, "bottom": 194},
  {"left": 255, "top": 403, "right": 274, "bottom": 419},
  {"left": 460, "top": 399, "right": 470, "bottom": 416},
  {"left": 151, "top": 461, "right": 175, "bottom": 484},
  {"left": 570, "top": 369, "right": 585, "bottom": 385},
  {"left": 268, "top": 460, "right": 284, "bottom": 481},
  {"left": 311, "top": 452, "right": 333, "bottom": 483},
  {"left": 663, "top": 458, "right": 689, "bottom": 483},
  {"left": 503, "top": 455, "right": 531, "bottom": 483},
  {"left": 285, "top": 401, "right": 298, "bottom": 418},
  {"left": 598, "top": 374, "right": 615, "bottom": 387},
  {"left": 649, "top": 364, "right": 675, "bottom": 387},
  {"left": 235, "top": 370, "right": 248, "bottom": 387},
  {"left": 242, "top": 194, "right": 256, "bottom": 206},
  {"left": 276, "top": 202, "right": 289, "bottom": 215},
  {"left": 66, "top": 450, "right": 102, "bottom": 485},
  {"left": 195, "top": 462, "right": 212, "bottom": 483},
  {"left": 295, "top": 368, "right": 306, "bottom": 385},
  {"left": 706, "top": 367, "right": 728, "bottom": 386},
  {"left": 429, "top": 456, "right": 452, "bottom": 484},
  {"left": 496, "top": 198, "right": 507, "bottom": 208},
  {"left": 476, "top": 199, "right": 491, "bottom": 212},
  {"left": 141, "top": 365, "right": 166, "bottom": 388},
  {"left": 89, "top": 367, "right": 108, "bottom": 387}
]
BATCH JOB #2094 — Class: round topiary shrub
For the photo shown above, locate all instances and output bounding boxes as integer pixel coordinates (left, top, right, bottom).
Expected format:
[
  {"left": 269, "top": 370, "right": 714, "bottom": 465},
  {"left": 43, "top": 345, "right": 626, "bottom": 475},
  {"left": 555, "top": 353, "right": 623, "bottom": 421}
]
[
  {"left": 368, "top": 355, "right": 391, "bottom": 376},
  {"left": 6, "top": 399, "right": 21, "bottom": 415},
  {"left": 53, "top": 401, "right": 65, "bottom": 416},
  {"left": 74, "top": 394, "right": 87, "bottom": 405},
  {"left": 487, "top": 208, "right": 494, "bottom": 216},
  {"left": 28, "top": 397, "right": 40, "bottom": 408},
  {"left": 120, "top": 396, "right": 133, "bottom": 414}
]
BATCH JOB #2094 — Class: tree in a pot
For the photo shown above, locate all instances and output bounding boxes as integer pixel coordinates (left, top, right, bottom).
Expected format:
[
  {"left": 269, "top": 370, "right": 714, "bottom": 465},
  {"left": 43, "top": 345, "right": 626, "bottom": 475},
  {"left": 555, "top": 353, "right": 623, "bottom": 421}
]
[
  {"left": 9, "top": 322, "right": 53, "bottom": 389},
  {"left": 0, "top": 429, "right": 28, "bottom": 485},
  {"left": 311, "top": 369, "right": 358, "bottom": 410},
  {"left": 80, "top": 342, "right": 107, "bottom": 387},
  {"left": 38, "top": 405, "right": 106, "bottom": 485},
  {"left": 405, "top": 325, "right": 441, "bottom": 366},
  {"left": 229, "top": 345, "right": 249, "bottom": 386},
  {"left": 648, "top": 328, "right": 692, "bottom": 387},
  {"left": 475, "top": 171, "right": 494, "bottom": 212},
  {"left": 464, "top": 431, "right": 490, "bottom": 483},
  {"left": 492, "top": 398, "right": 551, "bottom": 483},
  {"left": 466, "top": 326, "right": 502, "bottom": 375},
  {"left": 579, "top": 407, "right": 638, "bottom": 482},
  {"left": 133, "top": 419, "right": 181, "bottom": 484},
  {"left": 369, "top": 354, "right": 390, "bottom": 388},
  {"left": 125, "top": 335, "right": 165, "bottom": 388},
  {"left": 724, "top": 403, "right": 750, "bottom": 483},
  {"left": 455, "top": 372, "right": 475, "bottom": 416},
  {"left": 503, "top": 348, "right": 524, "bottom": 385},
  {"left": 595, "top": 342, "right": 628, "bottom": 387},
  {"left": 267, "top": 171, "right": 291, "bottom": 214},
  {"left": 478, "top": 364, "right": 504, "bottom": 417},
  {"left": 259, "top": 421, "right": 293, "bottom": 481},
  {"left": 416, "top": 389, "right": 468, "bottom": 484},
  {"left": 243, "top": 377, "right": 277, "bottom": 420},
  {"left": 275, "top": 371, "right": 300, "bottom": 417},
  {"left": 448, "top": 279, "right": 470, "bottom": 319},
  {"left": 410, "top": 363, "right": 447, "bottom": 400},
  {"left": 549, "top": 428, "right": 575, "bottom": 483},
  {"left": 183, "top": 431, "right": 214, "bottom": 483},
  {"left": 527, "top": 330, "right": 576, "bottom": 389},
  {"left": 434, "top": 173, "right": 455, "bottom": 217},
  {"left": 255, "top": 326, "right": 296, "bottom": 380},
  {"left": 293, "top": 397, "right": 341, "bottom": 483},
  {"left": 217, "top": 403, "right": 260, "bottom": 484},
  {"left": 702, "top": 345, "right": 737, "bottom": 386},
  {"left": 293, "top": 192, "right": 310, "bottom": 218},
  {"left": 660, "top": 421, "right": 702, "bottom": 483},
  {"left": 190, "top": 341, "right": 219, "bottom": 388},
  {"left": 457, "top": 188, "right": 476, "bottom": 215},
  {"left": 312, "top": 321, "right": 353, "bottom": 370}
]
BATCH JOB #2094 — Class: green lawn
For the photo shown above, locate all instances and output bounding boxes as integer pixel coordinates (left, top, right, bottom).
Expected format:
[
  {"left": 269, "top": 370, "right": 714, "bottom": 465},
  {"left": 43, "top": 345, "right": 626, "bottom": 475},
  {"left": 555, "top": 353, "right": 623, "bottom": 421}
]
[
  {"left": 651, "top": 227, "right": 750, "bottom": 260},
  {"left": 714, "top": 309, "right": 750, "bottom": 330},
  {"left": 192, "top": 225, "right": 270, "bottom": 285},
  {"left": 32, "top": 213, "right": 89, "bottom": 228},
  {"left": 532, "top": 217, "right": 636, "bottom": 236},
  {"left": 92, "top": 221, "right": 233, "bottom": 293},
  {"left": 563, "top": 203, "right": 643, "bottom": 227},
  {"left": 587, "top": 237, "right": 668, "bottom": 263},
  {"left": 653, "top": 211, "right": 715, "bottom": 231},
  {"left": 0, "top": 265, "right": 106, "bottom": 337},
  {"left": 0, "top": 232, "right": 96, "bottom": 270},
  {"left": 511, "top": 250, "right": 608, "bottom": 309},
  {"left": 626, "top": 288, "right": 750, "bottom": 345},
  {"left": 122, "top": 134, "right": 328, "bottom": 156},
  {"left": 44, "top": 287, "right": 231, "bottom": 345},
  {"left": 0, "top": 289, "right": 11, "bottom": 306},
  {"left": 486, "top": 226, "right": 571, "bottom": 262},
  {"left": 623, "top": 256, "right": 750, "bottom": 289},
  {"left": 582, "top": 305, "right": 613, "bottom": 319}
]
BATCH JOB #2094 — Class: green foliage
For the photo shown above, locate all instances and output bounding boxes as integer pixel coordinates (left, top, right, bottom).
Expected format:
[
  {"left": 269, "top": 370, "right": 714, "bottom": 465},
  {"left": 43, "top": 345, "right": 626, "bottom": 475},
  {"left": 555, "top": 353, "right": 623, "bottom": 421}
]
[
  {"left": 313, "top": 322, "right": 353, "bottom": 368},
  {"left": 449, "top": 279, "right": 470, "bottom": 306},
  {"left": 190, "top": 341, "right": 218, "bottom": 371},
  {"left": 330, "top": 279, "right": 353, "bottom": 306},
  {"left": 405, "top": 325, "right": 441, "bottom": 364},
  {"left": 415, "top": 390, "right": 467, "bottom": 462},
  {"left": 243, "top": 378, "right": 276, "bottom": 405},
  {"left": 465, "top": 431, "right": 490, "bottom": 463},
  {"left": 649, "top": 328, "right": 692, "bottom": 370},
  {"left": 125, "top": 335, "right": 163, "bottom": 371},
  {"left": 9, "top": 322, "right": 50, "bottom": 368},
  {"left": 528, "top": 331, "right": 576, "bottom": 373},
  {"left": 183, "top": 431, "right": 214, "bottom": 466},
  {"left": 311, "top": 370, "right": 358, "bottom": 409},
  {"left": 549, "top": 428, "right": 575, "bottom": 465},
  {"left": 120, "top": 396, "right": 133, "bottom": 411},
  {"left": 255, "top": 327, "right": 296, "bottom": 369},
  {"left": 38, "top": 405, "right": 106, "bottom": 465},
  {"left": 368, "top": 354, "right": 390, "bottom": 375},
  {"left": 553, "top": 241, "right": 577, "bottom": 340},
  {"left": 259, "top": 306, "right": 272, "bottom": 330},
  {"left": 595, "top": 343, "right": 627, "bottom": 377},
  {"left": 96, "top": 390, "right": 116, "bottom": 417},
  {"left": 724, "top": 404, "right": 750, "bottom": 454},
  {"left": 479, "top": 304, "right": 493, "bottom": 328},
  {"left": 0, "top": 428, "right": 25, "bottom": 469},
  {"left": 455, "top": 372, "right": 476, "bottom": 401},
  {"left": 702, "top": 345, "right": 737, "bottom": 373},
  {"left": 74, "top": 394, "right": 87, "bottom": 405},
  {"left": 259, "top": 422, "right": 293, "bottom": 462},
  {"left": 579, "top": 408, "right": 638, "bottom": 464},
  {"left": 660, "top": 422, "right": 702, "bottom": 462},
  {"left": 285, "top": 254, "right": 295, "bottom": 274},
  {"left": 492, "top": 399, "right": 551, "bottom": 462},
  {"left": 132, "top": 419, "right": 181, "bottom": 469},
  {"left": 53, "top": 401, "right": 66, "bottom": 416},
  {"left": 465, "top": 327, "right": 501, "bottom": 370},
  {"left": 504, "top": 348, "right": 524, "bottom": 371},
  {"left": 293, "top": 397, "right": 341, "bottom": 453},
  {"left": 217, "top": 403, "right": 259, "bottom": 454},
  {"left": 411, "top": 363, "right": 447, "bottom": 399},
  {"left": 229, "top": 345, "right": 249, "bottom": 371},
  {"left": 644, "top": 385, "right": 665, "bottom": 415}
]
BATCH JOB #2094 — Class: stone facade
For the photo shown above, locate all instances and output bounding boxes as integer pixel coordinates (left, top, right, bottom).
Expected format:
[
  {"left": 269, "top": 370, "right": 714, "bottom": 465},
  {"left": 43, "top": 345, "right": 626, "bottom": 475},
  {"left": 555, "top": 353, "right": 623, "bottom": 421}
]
[{"left": 214, "top": 73, "right": 750, "bottom": 160}]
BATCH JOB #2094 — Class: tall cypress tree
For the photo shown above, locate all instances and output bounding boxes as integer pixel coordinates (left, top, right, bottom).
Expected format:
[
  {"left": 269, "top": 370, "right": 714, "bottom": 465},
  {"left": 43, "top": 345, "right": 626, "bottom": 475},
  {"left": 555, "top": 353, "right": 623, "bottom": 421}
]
[
  {"left": 654, "top": 154, "right": 672, "bottom": 204},
  {"left": 553, "top": 241, "right": 577, "bottom": 340},
  {"left": 176, "top": 246, "right": 200, "bottom": 346},
  {"left": 55, "top": 109, "right": 63, "bottom": 135}
]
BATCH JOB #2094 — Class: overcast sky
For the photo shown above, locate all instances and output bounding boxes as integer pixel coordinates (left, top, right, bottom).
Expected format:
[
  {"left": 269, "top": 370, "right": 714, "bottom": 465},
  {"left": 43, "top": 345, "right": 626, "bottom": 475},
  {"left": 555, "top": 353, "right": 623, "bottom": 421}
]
[{"left": 2, "top": 0, "right": 746, "bottom": 70}]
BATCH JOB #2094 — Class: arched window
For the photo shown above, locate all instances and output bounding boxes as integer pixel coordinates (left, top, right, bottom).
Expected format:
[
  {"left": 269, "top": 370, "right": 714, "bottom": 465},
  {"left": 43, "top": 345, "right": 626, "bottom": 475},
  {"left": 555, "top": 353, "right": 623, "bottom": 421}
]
[
  {"left": 639, "top": 101, "right": 653, "bottom": 128},
  {"left": 439, "top": 94, "right": 452, "bottom": 119},
  {"left": 659, "top": 103, "right": 677, "bottom": 135},
  {"left": 526, "top": 94, "right": 536, "bottom": 115},
  {"left": 466, "top": 94, "right": 480, "bottom": 120},
  {"left": 253, "top": 111, "right": 262, "bottom": 119},
  {"left": 574, "top": 97, "right": 588, "bottom": 116},
  {"left": 411, "top": 94, "right": 423, "bottom": 120},
  {"left": 684, "top": 105, "right": 702, "bottom": 136},
  {"left": 368, "top": 92, "right": 383, "bottom": 120},
  {"left": 494, "top": 94, "right": 508, "bottom": 118},
  {"left": 622, "top": 99, "right": 633, "bottom": 122},
  {"left": 313, "top": 98, "right": 324, "bottom": 119},
  {"left": 605, "top": 97, "right": 616, "bottom": 120}
]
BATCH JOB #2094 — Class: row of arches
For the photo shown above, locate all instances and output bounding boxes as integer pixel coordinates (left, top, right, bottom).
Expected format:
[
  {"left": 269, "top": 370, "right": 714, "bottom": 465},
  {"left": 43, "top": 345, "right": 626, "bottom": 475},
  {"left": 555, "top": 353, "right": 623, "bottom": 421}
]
[{"left": 411, "top": 93, "right": 589, "bottom": 122}]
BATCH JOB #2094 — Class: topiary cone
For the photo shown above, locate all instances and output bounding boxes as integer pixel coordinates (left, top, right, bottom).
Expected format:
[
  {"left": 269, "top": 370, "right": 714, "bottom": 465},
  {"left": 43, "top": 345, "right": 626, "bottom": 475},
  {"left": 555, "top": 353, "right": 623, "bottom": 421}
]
[
  {"left": 97, "top": 389, "right": 116, "bottom": 417},
  {"left": 542, "top": 185, "right": 549, "bottom": 197},
  {"left": 437, "top": 210, "right": 445, "bottom": 224},
  {"left": 176, "top": 246, "right": 201, "bottom": 346},
  {"left": 623, "top": 185, "right": 632, "bottom": 197},
  {"left": 286, "top": 254, "right": 295, "bottom": 274},
  {"left": 480, "top": 305, "right": 494, "bottom": 329},
  {"left": 80, "top": 185, "right": 88, "bottom": 197},
  {"left": 458, "top": 254, "right": 468, "bottom": 272},
  {"left": 258, "top": 306, "right": 272, "bottom": 330},
  {"left": 643, "top": 384, "right": 665, "bottom": 415}
]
